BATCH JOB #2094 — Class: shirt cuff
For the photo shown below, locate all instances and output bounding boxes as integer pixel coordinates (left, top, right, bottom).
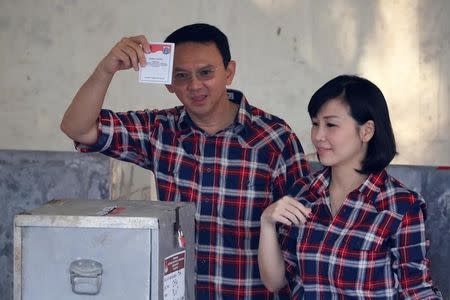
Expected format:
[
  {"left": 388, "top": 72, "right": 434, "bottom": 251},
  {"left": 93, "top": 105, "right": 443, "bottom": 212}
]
[{"left": 74, "top": 110, "right": 113, "bottom": 153}]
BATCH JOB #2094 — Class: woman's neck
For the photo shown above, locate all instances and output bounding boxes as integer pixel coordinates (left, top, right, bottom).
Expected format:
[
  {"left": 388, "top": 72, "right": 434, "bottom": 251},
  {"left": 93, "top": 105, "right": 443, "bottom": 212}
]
[
  {"left": 330, "top": 166, "right": 368, "bottom": 195},
  {"left": 328, "top": 166, "right": 368, "bottom": 216}
]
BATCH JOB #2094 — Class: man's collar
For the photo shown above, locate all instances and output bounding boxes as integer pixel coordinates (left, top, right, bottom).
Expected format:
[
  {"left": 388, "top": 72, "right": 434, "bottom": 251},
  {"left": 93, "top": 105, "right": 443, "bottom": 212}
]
[{"left": 177, "top": 89, "right": 253, "bottom": 135}]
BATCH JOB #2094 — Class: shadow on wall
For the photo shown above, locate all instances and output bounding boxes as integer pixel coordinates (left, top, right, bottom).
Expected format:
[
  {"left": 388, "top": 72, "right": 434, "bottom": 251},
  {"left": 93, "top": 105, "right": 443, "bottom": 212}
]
[{"left": 110, "top": 159, "right": 158, "bottom": 201}]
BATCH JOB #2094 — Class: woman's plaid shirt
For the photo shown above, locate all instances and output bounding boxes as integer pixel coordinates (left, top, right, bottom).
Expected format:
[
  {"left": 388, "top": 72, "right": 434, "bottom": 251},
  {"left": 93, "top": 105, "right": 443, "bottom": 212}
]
[
  {"left": 280, "top": 167, "right": 442, "bottom": 299},
  {"left": 76, "top": 89, "right": 310, "bottom": 299}
]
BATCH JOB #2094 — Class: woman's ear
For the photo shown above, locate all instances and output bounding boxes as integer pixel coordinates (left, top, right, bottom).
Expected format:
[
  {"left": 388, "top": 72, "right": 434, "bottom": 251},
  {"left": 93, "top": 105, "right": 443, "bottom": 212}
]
[{"left": 360, "top": 120, "right": 375, "bottom": 142}]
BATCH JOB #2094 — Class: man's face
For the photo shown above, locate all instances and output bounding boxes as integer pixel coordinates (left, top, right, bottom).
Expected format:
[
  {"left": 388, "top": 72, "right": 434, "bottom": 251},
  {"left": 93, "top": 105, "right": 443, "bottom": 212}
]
[{"left": 166, "top": 42, "right": 236, "bottom": 124}]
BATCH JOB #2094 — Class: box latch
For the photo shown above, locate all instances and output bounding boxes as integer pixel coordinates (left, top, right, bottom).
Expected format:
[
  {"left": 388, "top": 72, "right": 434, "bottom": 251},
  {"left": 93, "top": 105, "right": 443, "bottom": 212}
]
[
  {"left": 174, "top": 206, "right": 186, "bottom": 248},
  {"left": 70, "top": 259, "right": 103, "bottom": 295}
]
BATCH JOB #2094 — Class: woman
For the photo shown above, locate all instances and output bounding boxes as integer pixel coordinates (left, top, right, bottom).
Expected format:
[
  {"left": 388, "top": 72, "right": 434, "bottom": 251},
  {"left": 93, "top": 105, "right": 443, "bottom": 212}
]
[{"left": 258, "top": 75, "right": 442, "bottom": 299}]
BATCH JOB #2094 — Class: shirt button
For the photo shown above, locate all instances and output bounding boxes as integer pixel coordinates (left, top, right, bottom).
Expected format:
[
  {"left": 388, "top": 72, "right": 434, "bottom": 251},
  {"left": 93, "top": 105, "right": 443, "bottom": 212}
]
[{"left": 206, "top": 167, "right": 212, "bottom": 173}]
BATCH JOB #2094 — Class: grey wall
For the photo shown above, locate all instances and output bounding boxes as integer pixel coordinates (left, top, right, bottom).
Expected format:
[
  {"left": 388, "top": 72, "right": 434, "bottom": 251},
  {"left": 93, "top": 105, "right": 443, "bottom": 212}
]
[{"left": 0, "top": 0, "right": 449, "bottom": 166}]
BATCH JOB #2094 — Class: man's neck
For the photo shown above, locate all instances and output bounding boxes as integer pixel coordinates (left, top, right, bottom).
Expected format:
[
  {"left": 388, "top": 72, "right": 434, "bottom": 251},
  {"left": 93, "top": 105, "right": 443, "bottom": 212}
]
[{"left": 193, "top": 101, "right": 240, "bottom": 135}]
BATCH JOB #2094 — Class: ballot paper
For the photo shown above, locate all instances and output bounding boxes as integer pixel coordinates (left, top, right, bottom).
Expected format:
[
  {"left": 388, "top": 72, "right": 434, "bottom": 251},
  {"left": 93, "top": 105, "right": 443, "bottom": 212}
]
[{"left": 139, "top": 42, "right": 174, "bottom": 84}]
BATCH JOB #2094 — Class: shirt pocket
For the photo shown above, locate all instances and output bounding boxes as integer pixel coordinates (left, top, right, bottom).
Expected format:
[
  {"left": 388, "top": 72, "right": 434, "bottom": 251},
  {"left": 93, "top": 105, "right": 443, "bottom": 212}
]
[
  {"left": 155, "top": 152, "right": 199, "bottom": 202},
  {"left": 342, "top": 210, "right": 401, "bottom": 252},
  {"left": 219, "top": 171, "right": 272, "bottom": 250},
  {"left": 173, "top": 156, "right": 199, "bottom": 202},
  {"left": 331, "top": 210, "right": 402, "bottom": 292},
  {"left": 220, "top": 174, "right": 272, "bottom": 221}
]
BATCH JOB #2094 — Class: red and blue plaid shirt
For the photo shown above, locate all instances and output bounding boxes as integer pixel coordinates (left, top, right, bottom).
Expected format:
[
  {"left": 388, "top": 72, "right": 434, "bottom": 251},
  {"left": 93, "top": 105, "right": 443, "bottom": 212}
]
[
  {"left": 76, "top": 89, "right": 310, "bottom": 299},
  {"left": 280, "top": 167, "right": 442, "bottom": 299}
]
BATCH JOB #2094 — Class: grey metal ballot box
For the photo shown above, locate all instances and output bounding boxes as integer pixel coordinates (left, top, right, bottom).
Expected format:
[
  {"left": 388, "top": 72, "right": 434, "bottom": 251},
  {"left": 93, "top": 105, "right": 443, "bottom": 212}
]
[{"left": 13, "top": 199, "right": 196, "bottom": 300}]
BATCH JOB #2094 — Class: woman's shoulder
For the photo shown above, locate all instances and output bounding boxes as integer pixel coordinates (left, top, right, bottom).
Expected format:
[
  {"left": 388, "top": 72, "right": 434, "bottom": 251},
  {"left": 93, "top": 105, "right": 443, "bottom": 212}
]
[{"left": 372, "top": 170, "right": 425, "bottom": 217}]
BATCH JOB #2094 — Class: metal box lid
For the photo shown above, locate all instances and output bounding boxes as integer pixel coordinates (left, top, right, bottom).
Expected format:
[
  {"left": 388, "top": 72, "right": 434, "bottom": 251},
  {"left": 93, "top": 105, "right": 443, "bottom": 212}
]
[{"left": 14, "top": 199, "right": 191, "bottom": 229}]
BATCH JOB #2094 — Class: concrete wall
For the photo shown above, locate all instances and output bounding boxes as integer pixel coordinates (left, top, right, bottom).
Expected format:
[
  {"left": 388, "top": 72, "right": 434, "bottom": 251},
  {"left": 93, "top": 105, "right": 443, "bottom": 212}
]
[{"left": 0, "top": 0, "right": 449, "bottom": 167}]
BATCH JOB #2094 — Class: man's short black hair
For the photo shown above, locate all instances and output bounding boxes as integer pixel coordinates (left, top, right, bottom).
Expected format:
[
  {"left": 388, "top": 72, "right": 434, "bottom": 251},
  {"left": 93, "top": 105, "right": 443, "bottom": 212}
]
[
  {"left": 164, "top": 23, "right": 231, "bottom": 67},
  {"left": 308, "top": 75, "right": 397, "bottom": 174}
]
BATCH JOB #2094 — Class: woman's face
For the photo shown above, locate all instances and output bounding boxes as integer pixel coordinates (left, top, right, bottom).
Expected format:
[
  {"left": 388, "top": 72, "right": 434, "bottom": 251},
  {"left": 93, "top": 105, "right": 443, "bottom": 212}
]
[{"left": 311, "top": 98, "right": 372, "bottom": 170}]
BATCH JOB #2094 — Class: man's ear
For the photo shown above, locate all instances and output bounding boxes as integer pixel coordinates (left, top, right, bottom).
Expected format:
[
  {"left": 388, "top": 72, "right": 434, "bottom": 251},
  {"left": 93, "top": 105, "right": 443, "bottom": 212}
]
[
  {"left": 225, "top": 60, "right": 236, "bottom": 86},
  {"left": 165, "top": 84, "right": 175, "bottom": 93},
  {"left": 360, "top": 120, "right": 375, "bottom": 142}
]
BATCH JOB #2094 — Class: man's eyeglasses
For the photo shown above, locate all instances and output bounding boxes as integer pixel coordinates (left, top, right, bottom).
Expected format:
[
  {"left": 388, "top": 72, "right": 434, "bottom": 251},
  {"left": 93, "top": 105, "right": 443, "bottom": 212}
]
[{"left": 172, "top": 66, "right": 217, "bottom": 85}]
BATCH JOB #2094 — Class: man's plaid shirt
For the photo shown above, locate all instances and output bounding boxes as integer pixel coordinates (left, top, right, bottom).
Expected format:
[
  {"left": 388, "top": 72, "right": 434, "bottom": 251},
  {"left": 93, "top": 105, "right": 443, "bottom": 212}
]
[
  {"left": 76, "top": 89, "right": 310, "bottom": 299},
  {"left": 280, "top": 167, "right": 442, "bottom": 299}
]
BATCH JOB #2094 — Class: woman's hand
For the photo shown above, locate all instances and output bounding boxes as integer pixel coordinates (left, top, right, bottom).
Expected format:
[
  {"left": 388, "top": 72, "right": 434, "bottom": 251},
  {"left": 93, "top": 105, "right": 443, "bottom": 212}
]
[{"left": 261, "top": 195, "right": 311, "bottom": 227}]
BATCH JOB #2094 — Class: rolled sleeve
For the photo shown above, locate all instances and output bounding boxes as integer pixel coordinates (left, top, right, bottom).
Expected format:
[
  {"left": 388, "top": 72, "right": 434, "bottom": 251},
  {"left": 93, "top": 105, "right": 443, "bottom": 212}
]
[
  {"left": 75, "top": 109, "right": 153, "bottom": 170},
  {"left": 392, "top": 200, "right": 443, "bottom": 299},
  {"left": 279, "top": 224, "right": 303, "bottom": 298},
  {"left": 75, "top": 109, "right": 114, "bottom": 153}
]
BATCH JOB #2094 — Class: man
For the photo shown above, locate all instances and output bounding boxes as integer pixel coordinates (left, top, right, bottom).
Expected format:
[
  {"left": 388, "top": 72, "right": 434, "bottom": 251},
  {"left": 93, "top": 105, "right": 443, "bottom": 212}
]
[{"left": 61, "top": 23, "right": 310, "bottom": 299}]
